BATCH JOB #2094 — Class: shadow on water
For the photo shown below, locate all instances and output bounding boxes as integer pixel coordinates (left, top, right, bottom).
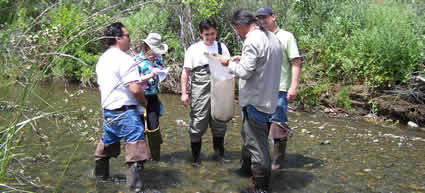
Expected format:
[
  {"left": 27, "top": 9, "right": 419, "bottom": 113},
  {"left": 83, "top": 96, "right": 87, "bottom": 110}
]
[
  {"left": 284, "top": 153, "right": 324, "bottom": 169},
  {"left": 271, "top": 170, "right": 315, "bottom": 192},
  {"left": 143, "top": 167, "right": 182, "bottom": 191},
  {"left": 158, "top": 149, "right": 241, "bottom": 168},
  {"left": 159, "top": 150, "right": 192, "bottom": 164},
  {"left": 82, "top": 162, "right": 183, "bottom": 193},
  {"left": 269, "top": 154, "right": 321, "bottom": 192}
]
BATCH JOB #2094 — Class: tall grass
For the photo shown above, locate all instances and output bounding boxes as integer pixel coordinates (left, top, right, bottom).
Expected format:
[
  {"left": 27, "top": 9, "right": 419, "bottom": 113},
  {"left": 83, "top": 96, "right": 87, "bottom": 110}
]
[{"left": 0, "top": 1, "right": 159, "bottom": 192}]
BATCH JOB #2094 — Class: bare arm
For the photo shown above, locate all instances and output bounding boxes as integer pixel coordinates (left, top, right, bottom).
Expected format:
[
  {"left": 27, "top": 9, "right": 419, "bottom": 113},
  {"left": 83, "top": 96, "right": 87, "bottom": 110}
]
[
  {"left": 140, "top": 71, "right": 156, "bottom": 82},
  {"left": 127, "top": 81, "right": 147, "bottom": 107},
  {"left": 287, "top": 57, "right": 301, "bottom": 102},
  {"left": 180, "top": 67, "right": 191, "bottom": 106}
]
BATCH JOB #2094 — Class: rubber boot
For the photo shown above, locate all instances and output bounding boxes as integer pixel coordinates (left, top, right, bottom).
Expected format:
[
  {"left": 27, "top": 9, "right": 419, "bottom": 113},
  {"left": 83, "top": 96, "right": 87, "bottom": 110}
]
[
  {"left": 240, "top": 167, "right": 269, "bottom": 193},
  {"left": 212, "top": 137, "right": 229, "bottom": 162},
  {"left": 147, "top": 129, "right": 163, "bottom": 161},
  {"left": 126, "top": 161, "right": 144, "bottom": 193},
  {"left": 239, "top": 177, "right": 269, "bottom": 193},
  {"left": 271, "top": 138, "right": 287, "bottom": 171},
  {"left": 235, "top": 155, "right": 252, "bottom": 177},
  {"left": 94, "top": 158, "right": 109, "bottom": 180},
  {"left": 191, "top": 141, "right": 202, "bottom": 168}
]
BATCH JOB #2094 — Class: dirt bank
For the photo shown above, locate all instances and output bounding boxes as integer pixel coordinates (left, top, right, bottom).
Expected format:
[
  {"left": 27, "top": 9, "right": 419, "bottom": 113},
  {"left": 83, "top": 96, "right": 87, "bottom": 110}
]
[
  {"left": 317, "top": 81, "right": 424, "bottom": 127},
  {"left": 161, "top": 64, "right": 425, "bottom": 127}
]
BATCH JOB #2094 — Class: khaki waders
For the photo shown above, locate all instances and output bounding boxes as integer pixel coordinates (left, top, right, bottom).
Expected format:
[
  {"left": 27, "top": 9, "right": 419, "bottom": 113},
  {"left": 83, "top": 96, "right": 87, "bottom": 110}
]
[
  {"left": 239, "top": 108, "right": 271, "bottom": 193},
  {"left": 189, "top": 66, "right": 227, "bottom": 166}
]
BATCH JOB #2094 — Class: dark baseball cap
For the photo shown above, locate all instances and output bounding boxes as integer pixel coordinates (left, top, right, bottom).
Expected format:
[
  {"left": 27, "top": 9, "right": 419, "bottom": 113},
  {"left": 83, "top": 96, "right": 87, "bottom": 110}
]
[{"left": 256, "top": 6, "right": 274, "bottom": 17}]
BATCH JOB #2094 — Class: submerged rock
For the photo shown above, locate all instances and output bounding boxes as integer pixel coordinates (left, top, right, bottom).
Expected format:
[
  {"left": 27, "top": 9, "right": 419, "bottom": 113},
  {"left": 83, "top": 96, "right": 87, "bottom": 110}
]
[
  {"left": 318, "top": 123, "right": 328, "bottom": 130},
  {"left": 176, "top": 120, "right": 187, "bottom": 126},
  {"left": 320, "top": 140, "right": 331, "bottom": 145},
  {"left": 408, "top": 121, "right": 419, "bottom": 128}
]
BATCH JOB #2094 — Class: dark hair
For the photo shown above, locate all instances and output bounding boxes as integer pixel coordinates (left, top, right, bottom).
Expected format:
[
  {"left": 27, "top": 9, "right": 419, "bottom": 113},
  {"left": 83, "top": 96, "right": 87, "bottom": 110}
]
[
  {"left": 104, "top": 22, "right": 125, "bottom": 47},
  {"left": 142, "top": 42, "right": 151, "bottom": 53},
  {"left": 199, "top": 19, "right": 217, "bottom": 33},
  {"left": 231, "top": 9, "right": 267, "bottom": 34}
]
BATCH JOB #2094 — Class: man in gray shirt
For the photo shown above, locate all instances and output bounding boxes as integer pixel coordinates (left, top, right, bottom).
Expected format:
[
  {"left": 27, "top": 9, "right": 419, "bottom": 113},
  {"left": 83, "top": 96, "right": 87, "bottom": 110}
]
[{"left": 219, "top": 9, "right": 283, "bottom": 193}]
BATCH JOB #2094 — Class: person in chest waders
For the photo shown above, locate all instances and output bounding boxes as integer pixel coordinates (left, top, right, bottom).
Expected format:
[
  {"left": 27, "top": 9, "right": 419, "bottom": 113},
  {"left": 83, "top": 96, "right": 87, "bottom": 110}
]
[
  {"left": 135, "top": 32, "right": 168, "bottom": 162},
  {"left": 218, "top": 9, "right": 283, "bottom": 193},
  {"left": 180, "top": 19, "right": 232, "bottom": 167}
]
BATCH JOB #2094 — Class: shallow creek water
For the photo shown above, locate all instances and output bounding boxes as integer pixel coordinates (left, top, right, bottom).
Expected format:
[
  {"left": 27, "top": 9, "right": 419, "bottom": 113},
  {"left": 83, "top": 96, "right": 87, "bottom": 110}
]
[{"left": 1, "top": 81, "right": 424, "bottom": 193}]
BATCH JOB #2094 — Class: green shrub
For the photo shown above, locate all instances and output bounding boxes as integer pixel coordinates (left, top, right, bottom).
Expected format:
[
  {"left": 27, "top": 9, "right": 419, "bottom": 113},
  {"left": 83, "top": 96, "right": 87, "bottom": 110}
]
[
  {"left": 336, "top": 86, "right": 352, "bottom": 110},
  {"left": 348, "top": 3, "right": 424, "bottom": 89},
  {"left": 298, "top": 81, "right": 328, "bottom": 108},
  {"left": 290, "top": 0, "right": 424, "bottom": 93},
  {"left": 1, "top": 0, "right": 424, "bottom": 93},
  {"left": 121, "top": 3, "right": 184, "bottom": 66},
  {"left": 44, "top": 3, "right": 100, "bottom": 84}
]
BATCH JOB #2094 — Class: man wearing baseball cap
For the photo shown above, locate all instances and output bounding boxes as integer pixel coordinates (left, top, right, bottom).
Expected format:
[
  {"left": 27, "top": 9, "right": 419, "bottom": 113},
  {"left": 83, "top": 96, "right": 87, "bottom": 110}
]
[{"left": 256, "top": 6, "right": 302, "bottom": 171}]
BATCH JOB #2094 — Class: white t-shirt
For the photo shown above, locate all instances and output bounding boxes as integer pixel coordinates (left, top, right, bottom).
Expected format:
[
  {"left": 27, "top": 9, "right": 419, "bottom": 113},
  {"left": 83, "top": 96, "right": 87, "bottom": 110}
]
[
  {"left": 96, "top": 47, "right": 140, "bottom": 110},
  {"left": 183, "top": 41, "right": 230, "bottom": 69}
]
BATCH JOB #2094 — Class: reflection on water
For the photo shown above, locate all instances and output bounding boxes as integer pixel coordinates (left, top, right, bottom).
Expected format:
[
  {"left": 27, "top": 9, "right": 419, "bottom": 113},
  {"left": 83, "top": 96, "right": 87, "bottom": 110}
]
[{"left": 1, "top": 82, "right": 425, "bottom": 193}]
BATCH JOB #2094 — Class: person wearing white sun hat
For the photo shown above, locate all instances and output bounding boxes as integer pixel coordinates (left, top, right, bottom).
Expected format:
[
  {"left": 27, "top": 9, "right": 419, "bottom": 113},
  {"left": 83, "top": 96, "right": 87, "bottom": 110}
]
[
  {"left": 135, "top": 32, "right": 168, "bottom": 162},
  {"left": 142, "top": 32, "right": 168, "bottom": 55}
]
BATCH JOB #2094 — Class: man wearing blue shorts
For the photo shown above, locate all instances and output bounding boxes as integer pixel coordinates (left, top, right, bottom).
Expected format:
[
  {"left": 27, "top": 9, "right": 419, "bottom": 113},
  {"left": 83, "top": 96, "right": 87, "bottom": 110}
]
[{"left": 94, "top": 22, "right": 149, "bottom": 193}]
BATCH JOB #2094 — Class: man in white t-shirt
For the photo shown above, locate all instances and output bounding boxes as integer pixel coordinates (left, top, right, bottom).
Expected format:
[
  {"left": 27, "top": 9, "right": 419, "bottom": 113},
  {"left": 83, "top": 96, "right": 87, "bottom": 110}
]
[
  {"left": 94, "top": 22, "right": 149, "bottom": 192},
  {"left": 256, "top": 6, "right": 302, "bottom": 171},
  {"left": 180, "top": 19, "right": 231, "bottom": 167}
]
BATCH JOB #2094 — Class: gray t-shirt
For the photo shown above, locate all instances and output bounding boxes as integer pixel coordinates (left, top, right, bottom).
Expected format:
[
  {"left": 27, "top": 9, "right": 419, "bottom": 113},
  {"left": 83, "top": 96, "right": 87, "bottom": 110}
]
[{"left": 228, "top": 27, "right": 283, "bottom": 113}]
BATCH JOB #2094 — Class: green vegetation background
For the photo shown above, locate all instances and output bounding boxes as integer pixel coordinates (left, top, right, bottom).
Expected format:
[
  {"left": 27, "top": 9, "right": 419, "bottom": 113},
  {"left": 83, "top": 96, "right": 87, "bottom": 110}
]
[{"left": 0, "top": 0, "right": 424, "bottom": 109}]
